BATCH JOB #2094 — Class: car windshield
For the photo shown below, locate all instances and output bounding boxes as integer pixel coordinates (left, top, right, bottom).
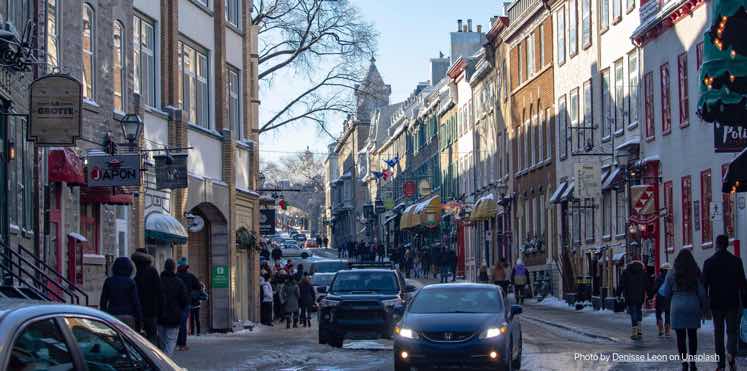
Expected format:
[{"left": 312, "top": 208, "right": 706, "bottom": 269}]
[
  {"left": 313, "top": 261, "right": 349, "bottom": 273},
  {"left": 408, "top": 287, "right": 503, "bottom": 314},
  {"left": 311, "top": 274, "right": 334, "bottom": 286},
  {"left": 330, "top": 271, "right": 399, "bottom": 293}
]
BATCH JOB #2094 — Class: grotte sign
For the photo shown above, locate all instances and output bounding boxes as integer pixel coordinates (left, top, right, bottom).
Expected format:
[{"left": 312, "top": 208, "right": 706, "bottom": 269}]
[
  {"left": 86, "top": 154, "right": 141, "bottom": 187},
  {"left": 28, "top": 74, "right": 82, "bottom": 146}
]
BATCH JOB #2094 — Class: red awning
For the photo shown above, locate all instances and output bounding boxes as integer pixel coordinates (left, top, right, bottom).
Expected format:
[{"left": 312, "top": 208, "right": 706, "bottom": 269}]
[
  {"left": 48, "top": 148, "right": 85, "bottom": 186},
  {"left": 80, "top": 187, "right": 133, "bottom": 205}
]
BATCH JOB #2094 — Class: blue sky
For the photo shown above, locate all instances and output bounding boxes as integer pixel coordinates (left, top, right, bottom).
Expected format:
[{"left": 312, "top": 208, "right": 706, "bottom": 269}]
[{"left": 259, "top": 0, "right": 503, "bottom": 163}]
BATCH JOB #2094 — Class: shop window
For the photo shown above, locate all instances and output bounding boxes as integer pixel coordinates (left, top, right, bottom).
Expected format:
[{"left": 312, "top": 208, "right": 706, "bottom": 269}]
[
  {"left": 80, "top": 204, "right": 100, "bottom": 254},
  {"left": 6, "top": 116, "right": 33, "bottom": 232}
]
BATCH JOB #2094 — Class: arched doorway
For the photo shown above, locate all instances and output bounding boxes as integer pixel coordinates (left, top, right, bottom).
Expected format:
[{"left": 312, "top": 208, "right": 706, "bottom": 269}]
[{"left": 187, "top": 203, "right": 229, "bottom": 333}]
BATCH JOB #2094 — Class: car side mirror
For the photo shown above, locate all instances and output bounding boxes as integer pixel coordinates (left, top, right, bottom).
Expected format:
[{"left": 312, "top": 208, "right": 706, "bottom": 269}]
[
  {"left": 510, "top": 304, "right": 523, "bottom": 317},
  {"left": 405, "top": 284, "right": 417, "bottom": 293},
  {"left": 317, "top": 286, "right": 327, "bottom": 294}
]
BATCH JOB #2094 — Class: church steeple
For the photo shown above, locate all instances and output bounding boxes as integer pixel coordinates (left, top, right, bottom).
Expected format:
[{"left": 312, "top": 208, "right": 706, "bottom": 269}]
[{"left": 355, "top": 56, "right": 391, "bottom": 122}]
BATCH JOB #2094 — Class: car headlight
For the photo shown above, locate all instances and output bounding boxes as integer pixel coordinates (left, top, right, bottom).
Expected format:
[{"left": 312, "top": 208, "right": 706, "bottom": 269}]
[
  {"left": 319, "top": 298, "right": 340, "bottom": 307},
  {"left": 394, "top": 326, "right": 419, "bottom": 339},
  {"left": 382, "top": 298, "right": 403, "bottom": 307},
  {"left": 479, "top": 324, "right": 509, "bottom": 339}
]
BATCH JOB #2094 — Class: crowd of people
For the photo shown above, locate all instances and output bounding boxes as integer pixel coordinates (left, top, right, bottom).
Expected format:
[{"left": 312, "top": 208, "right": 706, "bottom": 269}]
[
  {"left": 259, "top": 259, "right": 317, "bottom": 329},
  {"left": 337, "top": 240, "right": 386, "bottom": 262},
  {"left": 98, "top": 249, "right": 208, "bottom": 356},
  {"left": 619, "top": 234, "right": 745, "bottom": 371}
]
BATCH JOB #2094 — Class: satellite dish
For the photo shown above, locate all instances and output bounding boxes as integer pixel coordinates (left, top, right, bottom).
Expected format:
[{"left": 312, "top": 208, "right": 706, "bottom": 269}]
[{"left": 189, "top": 215, "right": 205, "bottom": 233}]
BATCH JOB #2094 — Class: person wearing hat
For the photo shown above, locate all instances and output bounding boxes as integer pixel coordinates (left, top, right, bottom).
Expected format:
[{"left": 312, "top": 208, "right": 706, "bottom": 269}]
[
  {"left": 655, "top": 262, "right": 672, "bottom": 337},
  {"left": 176, "top": 257, "right": 201, "bottom": 350}
]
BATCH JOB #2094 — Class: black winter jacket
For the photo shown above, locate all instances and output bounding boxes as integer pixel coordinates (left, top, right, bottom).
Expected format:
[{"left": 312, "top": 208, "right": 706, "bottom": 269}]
[
  {"left": 158, "top": 271, "right": 189, "bottom": 327},
  {"left": 100, "top": 257, "right": 142, "bottom": 322},
  {"left": 619, "top": 261, "right": 649, "bottom": 306},
  {"left": 177, "top": 269, "right": 202, "bottom": 306},
  {"left": 131, "top": 251, "right": 161, "bottom": 318},
  {"left": 299, "top": 280, "right": 316, "bottom": 307},
  {"left": 703, "top": 249, "right": 747, "bottom": 311}
]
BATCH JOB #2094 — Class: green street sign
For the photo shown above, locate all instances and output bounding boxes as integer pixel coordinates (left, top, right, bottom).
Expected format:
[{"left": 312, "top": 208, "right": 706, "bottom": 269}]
[{"left": 211, "top": 265, "right": 229, "bottom": 288}]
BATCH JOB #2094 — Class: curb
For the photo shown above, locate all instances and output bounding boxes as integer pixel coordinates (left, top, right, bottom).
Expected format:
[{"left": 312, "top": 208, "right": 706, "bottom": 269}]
[{"left": 521, "top": 314, "right": 620, "bottom": 343}]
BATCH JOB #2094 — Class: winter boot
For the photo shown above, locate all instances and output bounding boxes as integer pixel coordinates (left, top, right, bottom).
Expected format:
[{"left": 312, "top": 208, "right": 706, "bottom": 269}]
[
  {"left": 728, "top": 353, "right": 736, "bottom": 371},
  {"left": 665, "top": 324, "right": 672, "bottom": 337},
  {"left": 637, "top": 324, "right": 643, "bottom": 338},
  {"left": 631, "top": 326, "right": 639, "bottom": 340},
  {"left": 657, "top": 320, "right": 664, "bottom": 336}
]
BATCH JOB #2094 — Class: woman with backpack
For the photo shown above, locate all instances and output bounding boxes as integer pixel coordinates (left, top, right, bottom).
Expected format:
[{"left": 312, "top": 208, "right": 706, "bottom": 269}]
[{"left": 511, "top": 259, "right": 531, "bottom": 304}]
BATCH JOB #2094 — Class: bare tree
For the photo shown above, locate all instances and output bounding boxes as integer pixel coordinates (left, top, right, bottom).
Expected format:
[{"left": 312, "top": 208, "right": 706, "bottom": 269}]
[{"left": 253, "top": 0, "right": 377, "bottom": 134}]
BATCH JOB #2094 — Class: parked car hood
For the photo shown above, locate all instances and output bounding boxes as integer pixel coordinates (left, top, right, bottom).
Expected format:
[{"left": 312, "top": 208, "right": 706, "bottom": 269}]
[{"left": 403, "top": 312, "right": 501, "bottom": 333}]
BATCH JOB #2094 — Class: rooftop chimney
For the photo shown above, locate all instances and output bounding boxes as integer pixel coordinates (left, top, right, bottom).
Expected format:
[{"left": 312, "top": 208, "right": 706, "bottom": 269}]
[
  {"left": 477, "top": 24, "right": 482, "bottom": 33},
  {"left": 468, "top": 19, "right": 473, "bottom": 32},
  {"left": 463, "top": 25, "right": 469, "bottom": 32},
  {"left": 457, "top": 19, "right": 463, "bottom": 32}
]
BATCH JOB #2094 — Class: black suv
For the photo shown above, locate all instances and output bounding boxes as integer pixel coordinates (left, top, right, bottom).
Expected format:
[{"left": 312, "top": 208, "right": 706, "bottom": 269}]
[{"left": 318, "top": 268, "right": 416, "bottom": 347}]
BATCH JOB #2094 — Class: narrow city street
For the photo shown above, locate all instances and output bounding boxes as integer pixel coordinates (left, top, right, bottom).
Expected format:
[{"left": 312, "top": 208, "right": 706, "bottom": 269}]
[{"left": 172, "top": 293, "right": 744, "bottom": 370}]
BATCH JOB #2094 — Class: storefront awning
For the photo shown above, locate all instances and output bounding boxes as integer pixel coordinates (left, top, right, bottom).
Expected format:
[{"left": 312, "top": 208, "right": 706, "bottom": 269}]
[
  {"left": 559, "top": 181, "right": 575, "bottom": 202},
  {"left": 48, "top": 148, "right": 85, "bottom": 186},
  {"left": 145, "top": 212, "right": 188, "bottom": 244},
  {"left": 414, "top": 195, "right": 441, "bottom": 228},
  {"left": 550, "top": 182, "right": 569, "bottom": 204},
  {"left": 471, "top": 193, "right": 497, "bottom": 220},
  {"left": 602, "top": 167, "right": 624, "bottom": 190},
  {"left": 384, "top": 213, "right": 399, "bottom": 225},
  {"left": 723, "top": 148, "right": 747, "bottom": 193},
  {"left": 399, "top": 204, "right": 416, "bottom": 229},
  {"left": 80, "top": 187, "right": 134, "bottom": 205}
]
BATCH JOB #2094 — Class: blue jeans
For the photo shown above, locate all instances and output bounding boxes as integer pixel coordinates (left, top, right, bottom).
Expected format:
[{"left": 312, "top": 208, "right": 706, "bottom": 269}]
[
  {"left": 158, "top": 325, "right": 179, "bottom": 356},
  {"left": 440, "top": 266, "right": 449, "bottom": 283},
  {"left": 177, "top": 307, "right": 190, "bottom": 347},
  {"left": 628, "top": 304, "right": 643, "bottom": 326}
]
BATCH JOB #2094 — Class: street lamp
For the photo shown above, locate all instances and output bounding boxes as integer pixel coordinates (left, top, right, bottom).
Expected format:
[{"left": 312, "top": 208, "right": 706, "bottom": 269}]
[{"left": 120, "top": 113, "right": 143, "bottom": 151}]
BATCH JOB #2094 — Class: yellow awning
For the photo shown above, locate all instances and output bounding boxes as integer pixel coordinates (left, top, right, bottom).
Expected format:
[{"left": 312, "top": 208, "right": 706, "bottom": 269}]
[
  {"left": 414, "top": 195, "right": 441, "bottom": 228},
  {"left": 472, "top": 194, "right": 497, "bottom": 221},
  {"left": 399, "top": 204, "right": 416, "bottom": 229}
]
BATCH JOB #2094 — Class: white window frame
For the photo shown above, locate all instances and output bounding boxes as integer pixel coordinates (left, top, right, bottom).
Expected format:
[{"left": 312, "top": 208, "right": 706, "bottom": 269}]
[
  {"left": 226, "top": 0, "right": 241, "bottom": 28},
  {"left": 113, "top": 21, "right": 126, "bottom": 113},
  {"left": 134, "top": 15, "right": 157, "bottom": 108},
  {"left": 46, "top": 0, "right": 60, "bottom": 68},
  {"left": 82, "top": 4, "right": 95, "bottom": 101},
  {"left": 227, "top": 66, "right": 242, "bottom": 139}
]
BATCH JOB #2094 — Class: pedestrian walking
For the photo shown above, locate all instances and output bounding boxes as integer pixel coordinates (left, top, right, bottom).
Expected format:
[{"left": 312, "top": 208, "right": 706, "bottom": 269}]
[
  {"left": 655, "top": 262, "right": 672, "bottom": 337},
  {"left": 511, "top": 259, "right": 531, "bottom": 304},
  {"left": 190, "top": 282, "right": 207, "bottom": 336},
  {"left": 377, "top": 244, "right": 385, "bottom": 263},
  {"left": 295, "top": 263, "right": 305, "bottom": 282},
  {"left": 323, "top": 236, "right": 329, "bottom": 248},
  {"left": 703, "top": 234, "right": 747, "bottom": 371},
  {"left": 100, "top": 257, "right": 142, "bottom": 330},
  {"left": 259, "top": 275, "right": 274, "bottom": 326},
  {"left": 299, "top": 274, "right": 316, "bottom": 327},
  {"left": 131, "top": 248, "right": 161, "bottom": 343},
  {"left": 271, "top": 244, "right": 283, "bottom": 262},
  {"left": 422, "top": 249, "right": 431, "bottom": 279},
  {"left": 439, "top": 249, "right": 450, "bottom": 283},
  {"left": 619, "top": 259, "right": 649, "bottom": 340},
  {"left": 273, "top": 270, "right": 288, "bottom": 322},
  {"left": 282, "top": 278, "right": 301, "bottom": 328},
  {"left": 449, "top": 249, "right": 457, "bottom": 282},
  {"left": 176, "top": 257, "right": 201, "bottom": 350},
  {"left": 478, "top": 264, "right": 490, "bottom": 283},
  {"left": 157, "top": 258, "right": 189, "bottom": 357},
  {"left": 494, "top": 258, "right": 509, "bottom": 298}
]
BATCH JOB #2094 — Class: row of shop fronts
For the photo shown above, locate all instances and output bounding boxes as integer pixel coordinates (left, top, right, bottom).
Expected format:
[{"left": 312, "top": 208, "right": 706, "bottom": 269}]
[{"left": 0, "top": 0, "right": 261, "bottom": 332}]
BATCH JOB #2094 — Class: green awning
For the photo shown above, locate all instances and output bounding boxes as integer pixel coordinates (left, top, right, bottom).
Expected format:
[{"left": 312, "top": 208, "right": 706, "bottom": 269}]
[{"left": 145, "top": 213, "right": 188, "bottom": 244}]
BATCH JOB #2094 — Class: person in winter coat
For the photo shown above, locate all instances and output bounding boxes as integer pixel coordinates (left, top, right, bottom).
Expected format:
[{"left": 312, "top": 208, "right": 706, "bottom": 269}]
[
  {"left": 439, "top": 249, "right": 451, "bottom": 283},
  {"left": 131, "top": 248, "right": 160, "bottom": 342},
  {"left": 282, "top": 278, "right": 301, "bottom": 328},
  {"left": 176, "top": 257, "right": 201, "bottom": 350},
  {"left": 259, "top": 275, "right": 274, "bottom": 326},
  {"left": 655, "top": 262, "right": 672, "bottom": 337},
  {"left": 511, "top": 260, "right": 531, "bottom": 304},
  {"left": 494, "top": 258, "right": 509, "bottom": 298},
  {"left": 273, "top": 269, "right": 288, "bottom": 322},
  {"left": 190, "top": 282, "right": 207, "bottom": 336},
  {"left": 298, "top": 274, "right": 316, "bottom": 327},
  {"left": 703, "top": 234, "right": 747, "bottom": 371},
  {"left": 618, "top": 260, "right": 649, "bottom": 340},
  {"left": 295, "top": 263, "right": 305, "bottom": 282},
  {"left": 100, "top": 257, "right": 142, "bottom": 329},
  {"left": 271, "top": 245, "right": 283, "bottom": 262},
  {"left": 449, "top": 249, "right": 457, "bottom": 282},
  {"left": 478, "top": 264, "right": 490, "bottom": 283},
  {"left": 157, "top": 259, "right": 189, "bottom": 356},
  {"left": 659, "top": 248, "right": 706, "bottom": 371}
]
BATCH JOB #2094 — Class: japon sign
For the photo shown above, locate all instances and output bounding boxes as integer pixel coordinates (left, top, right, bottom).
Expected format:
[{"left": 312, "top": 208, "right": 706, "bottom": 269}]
[
  {"left": 28, "top": 74, "right": 82, "bottom": 146},
  {"left": 714, "top": 123, "right": 747, "bottom": 153},
  {"left": 86, "top": 154, "right": 141, "bottom": 187}
]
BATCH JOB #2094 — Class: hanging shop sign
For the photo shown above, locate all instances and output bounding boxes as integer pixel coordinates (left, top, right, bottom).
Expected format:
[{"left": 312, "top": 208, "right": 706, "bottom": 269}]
[
  {"left": 403, "top": 180, "right": 416, "bottom": 197},
  {"left": 259, "top": 208, "right": 276, "bottom": 235},
  {"left": 86, "top": 154, "right": 141, "bottom": 187},
  {"left": 630, "top": 184, "right": 657, "bottom": 224},
  {"left": 574, "top": 163, "right": 601, "bottom": 199},
  {"left": 418, "top": 179, "right": 432, "bottom": 196},
  {"left": 28, "top": 74, "right": 82, "bottom": 146},
  {"left": 154, "top": 153, "right": 188, "bottom": 190},
  {"left": 714, "top": 123, "right": 747, "bottom": 153}
]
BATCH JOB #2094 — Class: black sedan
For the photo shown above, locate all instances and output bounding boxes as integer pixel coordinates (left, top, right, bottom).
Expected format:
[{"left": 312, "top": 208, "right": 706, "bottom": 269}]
[{"left": 393, "top": 283, "right": 522, "bottom": 371}]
